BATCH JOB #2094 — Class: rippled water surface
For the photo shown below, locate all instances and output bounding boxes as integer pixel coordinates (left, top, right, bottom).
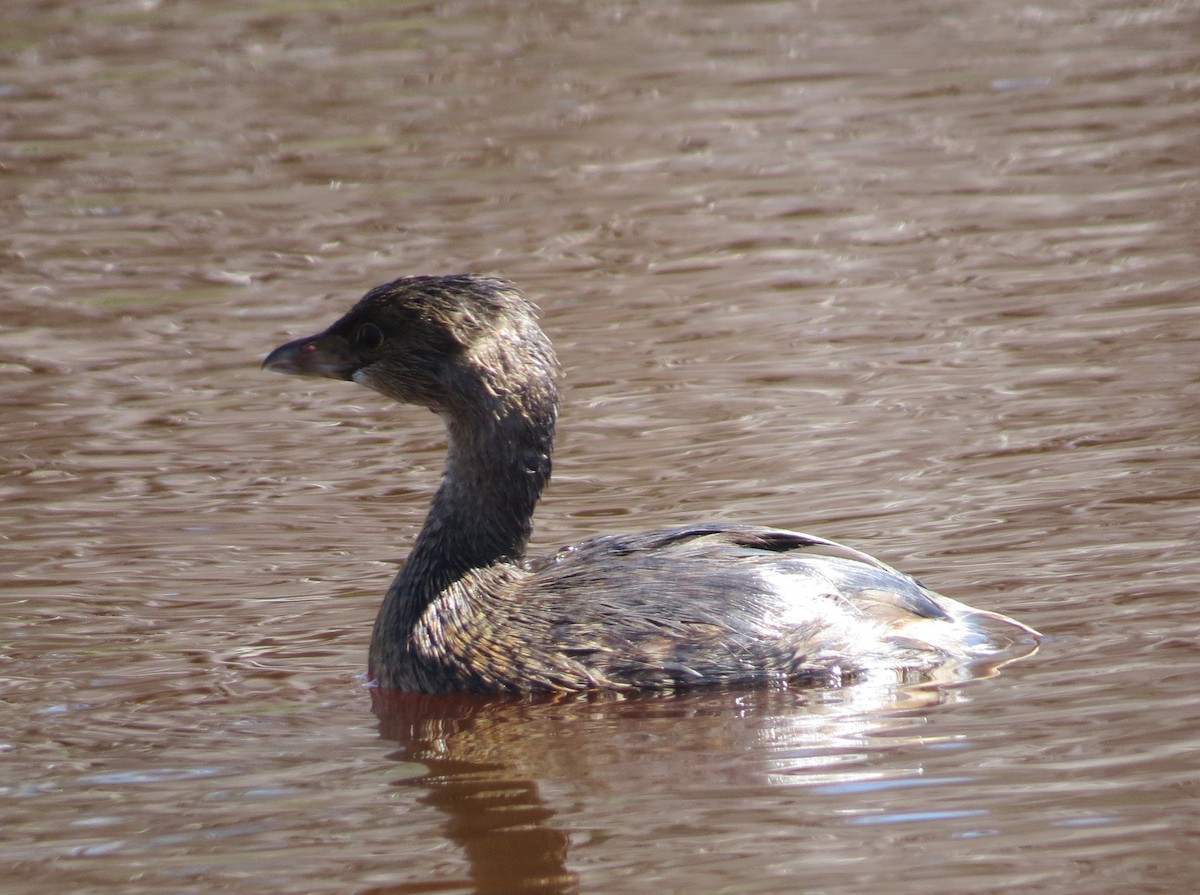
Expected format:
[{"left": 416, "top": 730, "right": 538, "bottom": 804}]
[{"left": 4, "top": 1, "right": 1199, "bottom": 892}]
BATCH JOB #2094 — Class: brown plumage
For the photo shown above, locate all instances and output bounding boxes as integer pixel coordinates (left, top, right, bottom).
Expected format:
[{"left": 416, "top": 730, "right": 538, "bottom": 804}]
[{"left": 263, "top": 275, "right": 1039, "bottom": 693}]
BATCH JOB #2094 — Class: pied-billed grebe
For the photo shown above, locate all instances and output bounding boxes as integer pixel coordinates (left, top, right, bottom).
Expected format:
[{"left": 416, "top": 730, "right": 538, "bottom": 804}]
[{"left": 263, "top": 275, "right": 1039, "bottom": 693}]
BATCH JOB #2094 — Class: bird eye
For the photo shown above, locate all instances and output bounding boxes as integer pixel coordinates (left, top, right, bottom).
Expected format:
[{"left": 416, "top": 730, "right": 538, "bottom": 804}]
[{"left": 355, "top": 323, "right": 384, "bottom": 351}]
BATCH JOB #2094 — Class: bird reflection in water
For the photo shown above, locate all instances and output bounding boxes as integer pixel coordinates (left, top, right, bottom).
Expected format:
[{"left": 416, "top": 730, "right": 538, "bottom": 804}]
[
  {"left": 369, "top": 680, "right": 971, "bottom": 894},
  {"left": 374, "top": 690, "right": 577, "bottom": 894}
]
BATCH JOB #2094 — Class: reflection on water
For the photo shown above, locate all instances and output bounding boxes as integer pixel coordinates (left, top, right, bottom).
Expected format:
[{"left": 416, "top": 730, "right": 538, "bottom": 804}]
[
  {"left": 3, "top": 0, "right": 1200, "bottom": 892},
  {"left": 371, "top": 682, "right": 961, "bottom": 894},
  {"left": 378, "top": 693, "right": 579, "bottom": 895}
]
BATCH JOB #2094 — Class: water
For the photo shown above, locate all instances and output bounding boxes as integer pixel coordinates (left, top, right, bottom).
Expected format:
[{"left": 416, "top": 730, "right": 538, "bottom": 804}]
[{"left": 3, "top": 0, "right": 1199, "bottom": 892}]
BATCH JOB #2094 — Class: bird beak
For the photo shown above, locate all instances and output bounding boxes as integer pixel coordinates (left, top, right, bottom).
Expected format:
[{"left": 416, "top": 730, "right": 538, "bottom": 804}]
[{"left": 262, "top": 331, "right": 359, "bottom": 381}]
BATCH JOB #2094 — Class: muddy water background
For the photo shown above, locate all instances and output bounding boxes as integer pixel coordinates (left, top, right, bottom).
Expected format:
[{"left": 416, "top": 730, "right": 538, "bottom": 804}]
[{"left": 3, "top": 0, "right": 1199, "bottom": 892}]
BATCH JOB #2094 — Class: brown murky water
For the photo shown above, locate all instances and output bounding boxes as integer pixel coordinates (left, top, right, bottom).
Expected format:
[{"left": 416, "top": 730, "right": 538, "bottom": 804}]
[{"left": 4, "top": 1, "right": 1199, "bottom": 892}]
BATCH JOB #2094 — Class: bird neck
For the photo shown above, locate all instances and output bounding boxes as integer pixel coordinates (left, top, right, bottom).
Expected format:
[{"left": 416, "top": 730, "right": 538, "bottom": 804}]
[
  {"left": 368, "top": 324, "right": 561, "bottom": 687},
  {"left": 389, "top": 402, "right": 555, "bottom": 612}
]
